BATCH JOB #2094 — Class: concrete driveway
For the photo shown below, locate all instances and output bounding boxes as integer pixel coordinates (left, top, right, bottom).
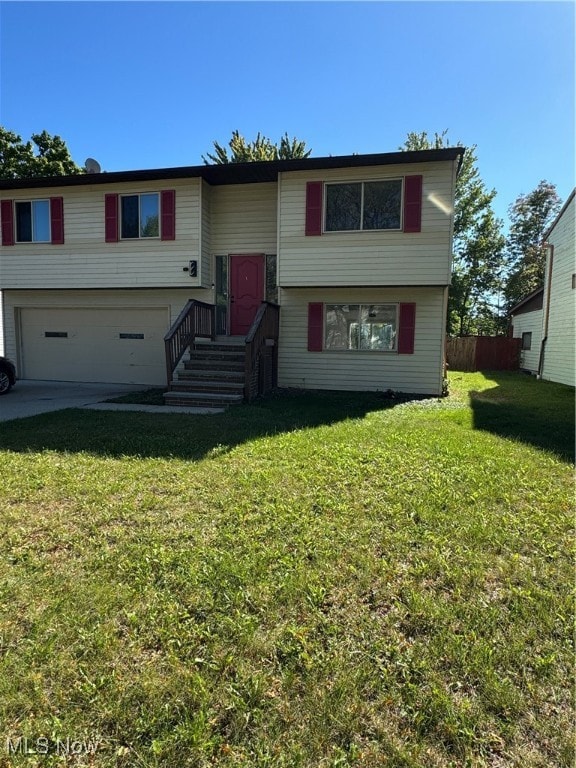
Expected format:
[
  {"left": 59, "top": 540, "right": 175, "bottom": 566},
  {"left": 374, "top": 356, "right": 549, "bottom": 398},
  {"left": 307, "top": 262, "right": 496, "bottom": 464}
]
[
  {"left": 0, "top": 380, "right": 144, "bottom": 422},
  {"left": 0, "top": 380, "right": 223, "bottom": 422}
]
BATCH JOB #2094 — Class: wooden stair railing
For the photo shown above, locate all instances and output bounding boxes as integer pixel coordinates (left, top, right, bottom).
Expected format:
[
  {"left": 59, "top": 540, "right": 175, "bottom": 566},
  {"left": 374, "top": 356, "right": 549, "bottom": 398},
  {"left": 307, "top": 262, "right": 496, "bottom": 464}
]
[
  {"left": 244, "top": 302, "right": 280, "bottom": 402},
  {"left": 164, "top": 300, "right": 216, "bottom": 386}
]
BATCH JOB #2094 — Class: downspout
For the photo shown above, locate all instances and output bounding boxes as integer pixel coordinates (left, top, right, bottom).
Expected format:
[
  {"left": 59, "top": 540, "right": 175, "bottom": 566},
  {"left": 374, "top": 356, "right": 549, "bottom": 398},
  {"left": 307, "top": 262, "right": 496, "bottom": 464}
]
[
  {"left": 537, "top": 243, "right": 554, "bottom": 378},
  {"left": 440, "top": 285, "right": 450, "bottom": 394}
]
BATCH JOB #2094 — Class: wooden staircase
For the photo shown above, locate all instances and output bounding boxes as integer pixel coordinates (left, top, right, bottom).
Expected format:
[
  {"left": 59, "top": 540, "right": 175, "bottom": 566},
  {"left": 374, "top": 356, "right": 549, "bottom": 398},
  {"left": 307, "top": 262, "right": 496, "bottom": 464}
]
[
  {"left": 163, "top": 300, "right": 279, "bottom": 409},
  {"left": 163, "top": 338, "right": 246, "bottom": 408}
]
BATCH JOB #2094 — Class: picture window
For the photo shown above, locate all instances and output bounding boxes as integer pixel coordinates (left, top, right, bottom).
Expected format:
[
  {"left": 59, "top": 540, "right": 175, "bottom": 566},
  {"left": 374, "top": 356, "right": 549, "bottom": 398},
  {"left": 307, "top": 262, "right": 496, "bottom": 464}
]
[{"left": 325, "top": 304, "right": 398, "bottom": 351}]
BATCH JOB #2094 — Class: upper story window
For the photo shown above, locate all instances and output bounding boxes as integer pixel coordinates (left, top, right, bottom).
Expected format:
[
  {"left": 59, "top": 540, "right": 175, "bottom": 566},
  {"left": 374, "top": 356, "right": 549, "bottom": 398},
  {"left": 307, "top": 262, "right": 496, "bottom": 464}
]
[
  {"left": 105, "top": 190, "right": 175, "bottom": 243},
  {"left": 1, "top": 197, "right": 64, "bottom": 246},
  {"left": 121, "top": 193, "right": 159, "bottom": 238},
  {"left": 324, "top": 180, "right": 402, "bottom": 232},
  {"left": 305, "top": 176, "right": 422, "bottom": 236},
  {"left": 15, "top": 200, "right": 51, "bottom": 242}
]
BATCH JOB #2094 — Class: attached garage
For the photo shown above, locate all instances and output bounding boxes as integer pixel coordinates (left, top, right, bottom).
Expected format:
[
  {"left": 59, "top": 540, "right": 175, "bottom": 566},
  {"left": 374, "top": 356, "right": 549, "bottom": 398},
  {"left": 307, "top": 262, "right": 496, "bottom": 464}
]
[{"left": 19, "top": 306, "right": 170, "bottom": 385}]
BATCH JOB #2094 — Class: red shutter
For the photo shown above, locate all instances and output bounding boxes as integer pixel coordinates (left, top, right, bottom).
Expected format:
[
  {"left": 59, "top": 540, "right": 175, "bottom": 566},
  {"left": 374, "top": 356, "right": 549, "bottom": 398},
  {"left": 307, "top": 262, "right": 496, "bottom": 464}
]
[
  {"left": 305, "top": 181, "right": 323, "bottom": 236},
  {"left": 161, "top": 190, "right": 176, "bottom": 241},
  {"left": 403, "top": 175, "right": 423, "bottom": 233},
  {"left": 1, "top": 200, "right": 14, "bottom": 246},
  {"left": 105, "top": 194, "right": 119, "bottom": 242},
  {"left": 398, "top": 303, "right": 416, "bottom": 354},
  {"left": 308, "top": 302, "right": 324, "bottom": 351},
  {"left": 50, "top": 197, "right": 64, "bottom": 244}
]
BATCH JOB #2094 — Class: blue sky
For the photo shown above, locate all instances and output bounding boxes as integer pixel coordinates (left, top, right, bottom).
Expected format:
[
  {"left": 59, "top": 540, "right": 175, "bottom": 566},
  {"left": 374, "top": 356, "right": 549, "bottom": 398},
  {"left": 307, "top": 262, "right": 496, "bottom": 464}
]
[{"left": 0, "top": 1, "right": 574, "bottom": 227}]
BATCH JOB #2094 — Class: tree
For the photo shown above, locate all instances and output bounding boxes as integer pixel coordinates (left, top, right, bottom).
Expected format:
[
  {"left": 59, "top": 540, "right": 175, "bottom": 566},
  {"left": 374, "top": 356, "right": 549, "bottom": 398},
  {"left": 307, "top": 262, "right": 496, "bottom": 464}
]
[
  {"left": 400, "top": 131, "right": 506, "bottom": 335},
  {"left": 203, "top": 130, "right": 311, "bottom": 164},
  {"left": 503, "top": 181, "right": 562, "bottom": 310},
  {"left": 0, "top": 127, "right": 84, "bottom": 179}
]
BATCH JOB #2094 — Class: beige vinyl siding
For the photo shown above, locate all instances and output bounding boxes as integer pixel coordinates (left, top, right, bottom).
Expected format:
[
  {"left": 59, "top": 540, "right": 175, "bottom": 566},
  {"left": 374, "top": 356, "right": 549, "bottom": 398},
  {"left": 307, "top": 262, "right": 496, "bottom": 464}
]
[
  {"left": 278, "top": 287, "right": 445, "bottom": 395},
  {"left": 210, "top": 183, "right": 278, "bottom": 255},
  {"left": 0, "top": 179, "right": 201, "bottom": 289},
  {"left": 200, "top": 181, "right": 212, "bottom": 288},
  {"left": 2, "top": 288, "right": 200, "bottom": 378},
  {"left": 278, "top": 161, "right": 456, "bottom": 287},
  {"left": 541, "top": 194, "right": 575, "bottom": 387},
  {"left": 512, "top": 310, "right": 543, "bottom": 374}
]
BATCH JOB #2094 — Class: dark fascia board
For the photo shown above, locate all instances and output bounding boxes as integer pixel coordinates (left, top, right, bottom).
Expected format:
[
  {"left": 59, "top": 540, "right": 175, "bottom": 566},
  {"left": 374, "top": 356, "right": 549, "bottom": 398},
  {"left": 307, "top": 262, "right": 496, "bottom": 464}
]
[
  {"left": 0, "top": 147, "right": 465, "bottom": 190},
  {"left": 509, "top": 286, "right": 544, "bottom": 316}
]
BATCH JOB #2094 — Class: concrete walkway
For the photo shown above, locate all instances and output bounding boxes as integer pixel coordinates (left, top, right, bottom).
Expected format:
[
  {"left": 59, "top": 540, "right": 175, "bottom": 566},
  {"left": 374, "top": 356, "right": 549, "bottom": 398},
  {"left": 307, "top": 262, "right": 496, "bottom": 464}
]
[{"left": 0, "top": 380, "right": 224, "bottom": 422}]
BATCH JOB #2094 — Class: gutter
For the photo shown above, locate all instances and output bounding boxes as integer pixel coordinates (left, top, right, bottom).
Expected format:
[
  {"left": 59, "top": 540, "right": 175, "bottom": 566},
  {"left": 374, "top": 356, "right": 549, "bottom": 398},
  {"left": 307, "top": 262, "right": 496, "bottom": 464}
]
[{"left": 537, "top": 243, "right": 554, "bottom": 378}]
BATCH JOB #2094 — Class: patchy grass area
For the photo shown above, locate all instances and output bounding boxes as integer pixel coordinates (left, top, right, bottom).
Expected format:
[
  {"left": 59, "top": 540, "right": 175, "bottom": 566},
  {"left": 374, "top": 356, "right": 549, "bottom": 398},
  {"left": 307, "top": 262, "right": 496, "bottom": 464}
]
[
  {"left": 0, "top": 372, "right": 573, "bottom": 767},
  {"left": 104, "top": 387, "right": 166, "bottom": 406}
]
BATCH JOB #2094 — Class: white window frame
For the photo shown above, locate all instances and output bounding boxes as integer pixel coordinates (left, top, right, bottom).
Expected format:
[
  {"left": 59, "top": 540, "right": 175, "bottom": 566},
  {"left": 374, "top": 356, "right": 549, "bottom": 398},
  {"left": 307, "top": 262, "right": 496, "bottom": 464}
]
[
  {"left": 120, "top": 192, "right": 160, "bottom": 240},
  {"left": 14, "top": 199, "right": 51, "bottom": 243},
  {"left": 324, "top": 303, "right": 399, "bottom": 352},
  {"left": 323, "top": 178, "right": 403, "bottom": 233}
]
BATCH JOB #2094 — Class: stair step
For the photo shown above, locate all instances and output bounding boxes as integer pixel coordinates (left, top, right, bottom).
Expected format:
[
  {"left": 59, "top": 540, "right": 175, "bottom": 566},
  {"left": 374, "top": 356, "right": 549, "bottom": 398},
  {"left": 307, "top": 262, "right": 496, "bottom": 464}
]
[
  {"left": 171, "top": 380, "right": 244, "bottom": 393},
  {"left": 193, "top": 343, "right": 245, "bottom": 353},
  {"left": 189, "top": 350, "right": 245, "bottom": 362},
  {"left": 184, "top": 358, "right": 245, "bottom": 371},
  {"left": 164, "top": 391, "right": 243, "bottom": 407},
  {"left": 178, "top": 368, "right": 245, "bottom": 381}
]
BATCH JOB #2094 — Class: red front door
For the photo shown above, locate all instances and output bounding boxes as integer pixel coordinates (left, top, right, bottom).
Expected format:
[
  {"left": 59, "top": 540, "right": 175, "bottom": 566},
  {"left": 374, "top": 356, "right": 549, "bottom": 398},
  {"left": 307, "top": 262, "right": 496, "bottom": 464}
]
[{"left": 229, "top": 254, "right": 264, "bottom": 335}]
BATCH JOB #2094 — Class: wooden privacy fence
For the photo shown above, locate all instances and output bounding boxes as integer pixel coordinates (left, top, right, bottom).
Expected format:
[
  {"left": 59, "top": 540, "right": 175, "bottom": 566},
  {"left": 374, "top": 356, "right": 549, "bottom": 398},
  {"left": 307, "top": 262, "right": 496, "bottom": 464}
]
[{"left": 446, "top": 336, "right": 521, "bottom": 372}]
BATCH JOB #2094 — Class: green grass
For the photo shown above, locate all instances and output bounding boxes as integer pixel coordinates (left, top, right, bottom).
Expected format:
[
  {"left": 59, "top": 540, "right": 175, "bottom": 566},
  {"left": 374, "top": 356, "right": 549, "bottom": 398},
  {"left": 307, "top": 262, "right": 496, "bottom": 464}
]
[{"left": 0, "top": 372, "right": 573, "bottom": 767}]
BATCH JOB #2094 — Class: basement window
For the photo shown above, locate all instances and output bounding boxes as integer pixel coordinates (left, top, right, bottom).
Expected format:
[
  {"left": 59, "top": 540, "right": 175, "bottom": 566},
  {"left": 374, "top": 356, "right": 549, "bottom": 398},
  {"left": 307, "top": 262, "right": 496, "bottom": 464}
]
[
  {"left": 44, "top": 331, "right": 68, "bottom": 338},
  {"left": 119, "top": 333, "right": 145, "bottom": 339}
]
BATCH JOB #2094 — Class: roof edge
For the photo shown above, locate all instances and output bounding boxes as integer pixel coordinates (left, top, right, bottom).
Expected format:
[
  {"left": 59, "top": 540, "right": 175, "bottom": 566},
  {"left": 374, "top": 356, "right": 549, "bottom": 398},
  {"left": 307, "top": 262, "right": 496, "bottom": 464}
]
[
  {"left": 0, "top": 147, "right": 466, "bottom": 190},
  {"left": 509, "top": 286, "right": 544, "bottom": 315},
  {"left": 543, "top": 187, "right": 576, "bottom": 241}
]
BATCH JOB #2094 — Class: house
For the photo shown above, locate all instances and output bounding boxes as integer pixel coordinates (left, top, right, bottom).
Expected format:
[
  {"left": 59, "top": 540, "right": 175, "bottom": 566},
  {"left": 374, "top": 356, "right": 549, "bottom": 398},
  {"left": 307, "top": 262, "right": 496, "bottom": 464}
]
[
  {"left": 510, "top": 287, "right": 544, "bottom": 375},
  {"left": 539, "top": 189, "right": 575, "bottom": 387},
  {"left": 0, "top": 148, "right": 464, "bottom": 404}
]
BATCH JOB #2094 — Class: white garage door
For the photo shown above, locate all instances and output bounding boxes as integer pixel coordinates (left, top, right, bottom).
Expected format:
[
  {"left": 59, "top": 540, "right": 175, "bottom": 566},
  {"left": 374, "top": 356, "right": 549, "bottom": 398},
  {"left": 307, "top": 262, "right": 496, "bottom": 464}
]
[{"left": 20, "top": 307, "right": 169, "bottom": 385}]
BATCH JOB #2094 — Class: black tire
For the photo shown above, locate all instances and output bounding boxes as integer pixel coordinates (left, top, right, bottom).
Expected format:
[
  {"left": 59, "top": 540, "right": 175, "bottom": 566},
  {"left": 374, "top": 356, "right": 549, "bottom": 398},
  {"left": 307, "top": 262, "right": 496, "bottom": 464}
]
[{"left": 0, "top": 368, "right": 12, "bottom": 395}]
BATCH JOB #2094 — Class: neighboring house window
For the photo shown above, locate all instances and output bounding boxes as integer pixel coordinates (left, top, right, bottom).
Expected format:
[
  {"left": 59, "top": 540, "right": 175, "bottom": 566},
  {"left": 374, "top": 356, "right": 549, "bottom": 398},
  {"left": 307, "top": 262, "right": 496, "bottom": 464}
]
[
  {"left": 325, "top": 180, "right": 402, "bottom": 232},
  {"left": 325, "top": 304, "right": 398, "bottom": 351},
  {"left": 521, "top": 332, "right": 532, "bottom": 350},
  {"left": 121, "top": 193, "right": 159, "bottom": 238}
]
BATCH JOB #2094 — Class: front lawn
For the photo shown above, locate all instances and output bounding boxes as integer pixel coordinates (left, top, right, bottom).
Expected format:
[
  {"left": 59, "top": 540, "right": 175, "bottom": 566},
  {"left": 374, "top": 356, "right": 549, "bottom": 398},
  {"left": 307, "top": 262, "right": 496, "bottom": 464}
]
[{"left": 0, "top": 372, "right": 573, "bottom": 767}]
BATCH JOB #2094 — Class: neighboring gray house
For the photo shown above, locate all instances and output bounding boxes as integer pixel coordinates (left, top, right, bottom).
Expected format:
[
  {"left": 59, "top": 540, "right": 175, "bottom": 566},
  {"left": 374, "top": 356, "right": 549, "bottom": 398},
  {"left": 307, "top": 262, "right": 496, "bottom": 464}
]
[
  {"left": 0, "top": 148, "right": 464, "bottom": 404},
  {"left": 510, "top": 288, "right": 544, "bottom": 375},
  {"left": 540, "top": 190, "right": 575, "bottom": 387}
]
